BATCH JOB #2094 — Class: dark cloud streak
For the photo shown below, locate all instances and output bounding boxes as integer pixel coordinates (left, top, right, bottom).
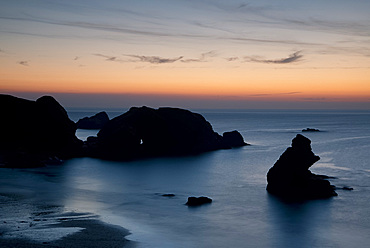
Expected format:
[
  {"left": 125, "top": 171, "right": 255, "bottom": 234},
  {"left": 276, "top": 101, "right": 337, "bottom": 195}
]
[
  {"left": 124, "top": 55, "right": 184, "bottom": 64},
  {"left": 180, "top": 51, "right": 217, "bottom": 63},
  {"left": 93, "top": 53, "right": 123, "bottom": 62},
  {"left": 17, "top": 61, "right": 29, "bottom": 66},
  {"left": 245, "top": 51, "right": 303, "bottom": 64}
]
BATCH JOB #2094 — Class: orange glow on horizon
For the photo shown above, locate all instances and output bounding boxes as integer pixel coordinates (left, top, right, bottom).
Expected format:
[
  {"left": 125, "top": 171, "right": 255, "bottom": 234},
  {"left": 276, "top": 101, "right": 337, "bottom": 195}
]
[{"left": 1, "top": 53, "right": 369, "bottom": 105}]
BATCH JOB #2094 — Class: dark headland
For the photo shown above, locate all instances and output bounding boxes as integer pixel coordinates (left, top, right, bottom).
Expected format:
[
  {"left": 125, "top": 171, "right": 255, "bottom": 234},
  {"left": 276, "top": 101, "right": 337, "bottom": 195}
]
[{"left": 0, "top": 94, "right": 247, "bottom": 167}]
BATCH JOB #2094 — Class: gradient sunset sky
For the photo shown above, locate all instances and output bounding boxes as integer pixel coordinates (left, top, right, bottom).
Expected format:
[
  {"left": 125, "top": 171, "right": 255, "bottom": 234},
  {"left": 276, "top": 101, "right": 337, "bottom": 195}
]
[{"left": 1, "top": 0, "right": 370, "bottom": 109}]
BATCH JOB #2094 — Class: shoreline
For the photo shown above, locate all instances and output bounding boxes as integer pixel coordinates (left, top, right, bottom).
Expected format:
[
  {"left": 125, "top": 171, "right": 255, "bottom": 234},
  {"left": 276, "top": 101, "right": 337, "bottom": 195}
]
[{"left": 0, "top": 193, "right": 135, "bottom": 248}]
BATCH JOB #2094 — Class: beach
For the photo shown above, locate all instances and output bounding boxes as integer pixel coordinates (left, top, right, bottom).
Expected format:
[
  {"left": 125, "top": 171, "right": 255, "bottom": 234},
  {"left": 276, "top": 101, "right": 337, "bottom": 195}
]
[{"left": 0, "top": 180, "right": 135, "bottom": 248}]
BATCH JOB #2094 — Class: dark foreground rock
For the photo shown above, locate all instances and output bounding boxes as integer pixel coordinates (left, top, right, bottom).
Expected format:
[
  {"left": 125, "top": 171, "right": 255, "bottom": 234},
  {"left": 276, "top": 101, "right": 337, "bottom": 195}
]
[
  {"left": 186, "top": 196, "right": 212, "bottom": 206},
  {"left": 89, "top": 106, "right": 233, "bottom": 160},
  {"left": 266, "top": 134, "right": 337, "bottom": 199},
  {"left": 222, "top": 130, "right": 248, "bottom": 147},
  {"left": 76, "top": 111, "right": 109, "bottom": 129},
  {"left": 0, "top": 94, "right": 82, "bottom": 167}
]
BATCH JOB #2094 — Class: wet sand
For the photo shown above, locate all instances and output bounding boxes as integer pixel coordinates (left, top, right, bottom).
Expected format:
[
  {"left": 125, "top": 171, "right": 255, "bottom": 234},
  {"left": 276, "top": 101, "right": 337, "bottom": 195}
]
[{"left": 0, "top": 193, "right": 135, "bottom": 248}]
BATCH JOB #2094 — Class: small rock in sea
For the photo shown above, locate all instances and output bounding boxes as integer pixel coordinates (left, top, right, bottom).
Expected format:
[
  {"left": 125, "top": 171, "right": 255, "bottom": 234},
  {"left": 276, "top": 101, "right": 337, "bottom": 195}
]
[
  {"left": 302, "top": 128, "right": 320, "bottom": 132},
  {"left": 222, "top": 130, "right": 248, "bottom": 147},
  {"left": 186, "top": 196, "right": 212, "bottom": 206},
  {"left": 162, "top": 194, "right": 176, "bottom": 197},
  {"left": 343, "top": 186, "right": 354, "bottom": 191},
  {"left": 335, "top": 186, "right": 354, "bottom": 191}
]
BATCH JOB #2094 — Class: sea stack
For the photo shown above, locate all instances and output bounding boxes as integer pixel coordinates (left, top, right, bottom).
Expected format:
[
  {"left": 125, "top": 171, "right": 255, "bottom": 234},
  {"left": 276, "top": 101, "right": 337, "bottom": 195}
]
[
  {"left": 93, "top": 106, "right": 230, "bottom": 160},
  {"left": 266, "top": 134, "right": 337, "bottom": 199},
  {"left": 222, "top": 130, "right": 248, "bottom": 147}
]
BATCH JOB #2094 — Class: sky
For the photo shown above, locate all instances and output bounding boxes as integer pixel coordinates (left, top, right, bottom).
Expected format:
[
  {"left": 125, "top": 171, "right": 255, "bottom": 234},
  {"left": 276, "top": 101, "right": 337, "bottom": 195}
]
[{"left": 1, "top": 0, "right": 370, "bottom": 109}]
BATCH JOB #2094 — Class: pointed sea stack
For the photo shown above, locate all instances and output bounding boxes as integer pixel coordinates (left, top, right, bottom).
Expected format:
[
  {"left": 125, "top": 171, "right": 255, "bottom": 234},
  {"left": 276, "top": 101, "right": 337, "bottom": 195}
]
[{"left": 266, "top": 134, "right": 337, "bottom": 199}]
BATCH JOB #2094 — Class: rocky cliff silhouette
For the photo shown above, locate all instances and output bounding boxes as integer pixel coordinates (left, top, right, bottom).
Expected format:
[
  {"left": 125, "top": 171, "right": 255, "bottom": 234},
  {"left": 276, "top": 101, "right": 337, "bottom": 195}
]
[{"left": 0, "top": 95, "right": 247, "bottom": 166}]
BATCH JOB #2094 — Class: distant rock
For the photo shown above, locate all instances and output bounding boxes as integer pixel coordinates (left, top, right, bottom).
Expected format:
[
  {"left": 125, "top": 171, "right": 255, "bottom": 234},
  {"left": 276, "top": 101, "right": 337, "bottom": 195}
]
[
  {"left": 76, "top": 111, "right": 109, "bottom": 129},
  {"left": 266, "top": 134, "right": 337, "bottom": 199},
  {"left": 93, "top": 106, "right": 232, "bottom": 160},
  {"left": 0, "top": 94, "right": 82, "bottom": 167},
  {"left": 334, "top": 186, "right": 353, "bottom": 191},
  {"left": 162, "top": 194, "right": 176, "bottom": 197},
  {"left": 222, "top": 130, "right": 248, "bottom": 147},
  {"left": 302, "top": 128, "right": 320, "bottom": 132},
  {"left": 186, "top": 196, "right": 212, "bottom": 206}
]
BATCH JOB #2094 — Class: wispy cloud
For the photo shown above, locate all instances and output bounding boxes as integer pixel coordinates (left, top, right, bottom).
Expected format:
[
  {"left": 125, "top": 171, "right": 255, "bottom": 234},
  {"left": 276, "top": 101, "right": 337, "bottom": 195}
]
[
  {"left": 124, "top": 55, "right": 184, "bottom": 64},
  {"left": 181, "top": 51, "right": 217, "bottom": 63},
  {"left": 17, "top": 61, "right": 29, "bottom": 66},
  {"left": 225, "top": 57, "right": 239, "bottom": 62},
  {"left": 0, "top": 15, "right": 206, "bottom": 40},
  {"left": 93, "top": 53, "right": 123, "bottom": 62},
  {"left": 94, "top": 52, "right": 218, "bottom": 64},
  {"left": 250, "top": 92, "right": 301, "bottom": 97},
  {"left": 245, "top": 51, "right": 303, "bottom": 64}
]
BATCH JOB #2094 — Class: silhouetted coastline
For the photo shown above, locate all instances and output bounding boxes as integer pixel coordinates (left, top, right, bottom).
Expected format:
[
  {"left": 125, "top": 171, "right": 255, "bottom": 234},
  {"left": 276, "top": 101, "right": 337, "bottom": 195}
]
[{"left": 0, "top": 94, "right": 247, "bottom": 167}]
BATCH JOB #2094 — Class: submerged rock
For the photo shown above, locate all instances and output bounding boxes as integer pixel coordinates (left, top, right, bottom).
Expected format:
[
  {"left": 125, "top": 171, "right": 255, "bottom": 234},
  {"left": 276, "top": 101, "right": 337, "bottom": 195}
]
[
  {"left": 76, "top": 111, "right": 109, "bottom": 129},
  {"left": 222, "top": 130, "right": 248, "bottom": 147},
  {"left": 266, "top": 134, "right": 337, "bottom": 199},
  {"left": 93, "top": 106, "right": 231, "bottom": 160},
  {"left": 186, "top": 196, "right": 212, "bottom": 206},
  {"left": 0, "top": 94, "right": 82, "bottom": 167}
]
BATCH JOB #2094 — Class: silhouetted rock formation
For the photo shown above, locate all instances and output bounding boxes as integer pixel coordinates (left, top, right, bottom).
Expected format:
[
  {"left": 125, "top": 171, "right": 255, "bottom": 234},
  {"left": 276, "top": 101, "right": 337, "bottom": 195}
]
[
  {"left": 223, "top": 130, "right": 248, "bottom": 147},
  {"left": 0, "top": 95, "right": 248, "bottom": 166},
  {"left": 186, "top": 196, "right": 212, "bottom": 206},
  {"left": 0, "top": 94, "right": 82, "bottom": 167},
  {"left": 266, "top": 134, "right": 337, "bottom": 199},
  {"left": 302, "top": 128, "right": 320, "bottom": 132},
  {"left": 76, "top": 111, "right": 109, "bottom": 129},
  {"left": 91, "top": 106, "right": 231, "bottom": 160},
  {"left": 162, "top": 194, "right": 176, "bottom": 197}
]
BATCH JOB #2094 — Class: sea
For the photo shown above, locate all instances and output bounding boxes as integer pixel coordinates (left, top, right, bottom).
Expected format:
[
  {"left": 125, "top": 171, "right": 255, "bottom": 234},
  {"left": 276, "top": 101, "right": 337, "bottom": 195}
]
[{"left": 1, "top": 109, "right": 370, "bottom": 247}]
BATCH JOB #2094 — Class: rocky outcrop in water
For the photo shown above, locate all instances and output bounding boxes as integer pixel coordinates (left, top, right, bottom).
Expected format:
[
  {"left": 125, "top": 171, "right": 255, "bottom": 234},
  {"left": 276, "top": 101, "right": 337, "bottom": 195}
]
[
  {"left": 266, "top": 134, "right": 337, "bottom": 199},
  {"left": 186, "top": 196, "right": 212, "bottom": 206},
  {"left": 0, "top": 94, "right": 82, "bottom": 167},
  {"left": 302, "top": 128, "right": 320, "bottom": 132},
  {"left": 76, "top": 111, "right": 109, "bottom": 129},
  {"left": 90, "top": 106, "right": 232, "bottom": 160},
  {"left": 222, "top": 130, "right": 248, "bottom": 147}
]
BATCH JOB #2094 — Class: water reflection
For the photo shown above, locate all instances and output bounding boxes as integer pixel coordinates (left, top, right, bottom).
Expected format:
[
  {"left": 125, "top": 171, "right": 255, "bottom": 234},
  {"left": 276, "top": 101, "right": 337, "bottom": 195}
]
[{"left": 267, "top": 194, "right": 335, "bottom": 248}]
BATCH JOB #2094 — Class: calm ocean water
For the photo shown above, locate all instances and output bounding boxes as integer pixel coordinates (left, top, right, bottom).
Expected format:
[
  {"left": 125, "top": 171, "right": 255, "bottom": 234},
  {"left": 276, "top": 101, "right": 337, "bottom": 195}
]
[{"left": 1, "top": 109, "right": 370, "bottom": 247}]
